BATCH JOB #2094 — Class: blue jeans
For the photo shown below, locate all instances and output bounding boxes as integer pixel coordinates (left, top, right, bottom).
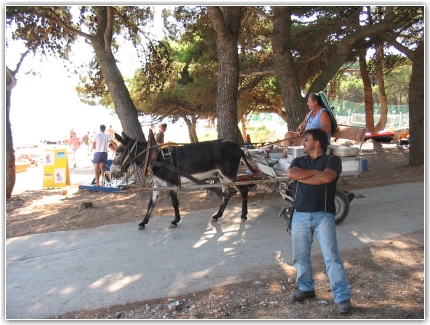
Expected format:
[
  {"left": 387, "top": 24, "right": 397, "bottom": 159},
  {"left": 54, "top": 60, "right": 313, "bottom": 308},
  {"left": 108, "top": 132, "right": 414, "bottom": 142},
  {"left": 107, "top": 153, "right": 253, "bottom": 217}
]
[{"left": 291, "top": 210, "right": 351, "bottom": 303}]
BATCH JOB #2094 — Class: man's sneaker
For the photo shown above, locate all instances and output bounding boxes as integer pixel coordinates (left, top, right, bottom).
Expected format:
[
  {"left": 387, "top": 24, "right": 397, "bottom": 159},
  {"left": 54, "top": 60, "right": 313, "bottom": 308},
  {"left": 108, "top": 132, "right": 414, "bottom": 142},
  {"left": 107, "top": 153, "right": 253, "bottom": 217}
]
[
  {"left": 290, "top": 289, "right": 316, "bottom": 302},
  {"left": 337, "top": 300, "right": 352, "bottom": 314}
]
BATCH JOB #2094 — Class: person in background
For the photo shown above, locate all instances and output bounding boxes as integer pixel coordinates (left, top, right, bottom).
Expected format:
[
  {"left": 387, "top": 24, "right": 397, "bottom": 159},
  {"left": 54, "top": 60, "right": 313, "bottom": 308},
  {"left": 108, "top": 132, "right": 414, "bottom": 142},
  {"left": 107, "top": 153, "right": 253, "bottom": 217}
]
[
  {"left": 91, "top": 124, "right": 112, "bottom": 187},
  {"left": 69, "top": 132, "right": 81, "bottom": 168},
  {"left": 245, "top": 134, "right": 251, "bottom": 145},
  {"left": 155, "top": 123, "right": 167, "bottom": 145},
  {"left": 286, "top": 128, "right": 352, "bottom": 315},
  {"left": 400, "top": 127, "right": 410, "bottom": 146},
  {"left": 69, "top": 128, "right": 75, "bottom": 149},
  {"left": 282, "top": 93, "right": 332, "bottom": 158},
  {"left": 107, "top": 125, "right": 115, "bottom": 139},
  {"left": 82, "top": 131, "right": 91, "bottom": 155},
  {"left": 108, "top": 141, "right": 118, "bottom": 159}
]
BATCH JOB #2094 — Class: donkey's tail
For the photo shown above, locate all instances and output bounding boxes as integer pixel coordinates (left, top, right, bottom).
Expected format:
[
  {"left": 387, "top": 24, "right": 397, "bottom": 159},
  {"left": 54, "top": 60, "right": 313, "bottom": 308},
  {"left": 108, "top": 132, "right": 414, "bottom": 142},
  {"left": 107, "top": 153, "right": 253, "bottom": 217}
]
[{"left": 241, "top": 150, "right": 258, "bottom": 174}]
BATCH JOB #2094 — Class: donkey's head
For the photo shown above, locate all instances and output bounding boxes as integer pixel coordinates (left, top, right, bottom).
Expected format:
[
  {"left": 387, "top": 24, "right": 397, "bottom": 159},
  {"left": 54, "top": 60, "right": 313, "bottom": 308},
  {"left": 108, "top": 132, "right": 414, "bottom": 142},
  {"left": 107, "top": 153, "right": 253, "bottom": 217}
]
[{"left": 110, "top": 132, "right": 146, "bottom": 178}]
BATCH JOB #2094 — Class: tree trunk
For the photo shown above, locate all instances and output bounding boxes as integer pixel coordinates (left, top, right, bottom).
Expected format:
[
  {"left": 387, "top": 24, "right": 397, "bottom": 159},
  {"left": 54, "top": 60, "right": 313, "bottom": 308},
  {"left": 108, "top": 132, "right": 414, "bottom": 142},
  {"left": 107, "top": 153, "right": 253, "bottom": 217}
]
[
  {"left": 408, "top": 41, "right": 424, "bottom": 166},
  {"left": 208, "top": 6, "right": 242, "bottom": 142},
  {"left": 240, "top": 117, "right": 247, "bottom": 143},
  {"left": 359, "top": 48, "right": 375, "bottom": 133},
  {"left": 92, "top": 7, "right": 145, "bottom": 141},
  {"left": 374, "top": 44, "right": 388, "bottom": 132},
  {"left": 271, "top": 6, "right": 305, "bottom": 131},
  {"left": 380, "top": 22, "right": 424, "bottom": 166},
  {"left": 6, "top": 71, "right": 16, "bottom": 199},
  {"left": 183, "top": 115, "right": 199, "bottom": 143}
]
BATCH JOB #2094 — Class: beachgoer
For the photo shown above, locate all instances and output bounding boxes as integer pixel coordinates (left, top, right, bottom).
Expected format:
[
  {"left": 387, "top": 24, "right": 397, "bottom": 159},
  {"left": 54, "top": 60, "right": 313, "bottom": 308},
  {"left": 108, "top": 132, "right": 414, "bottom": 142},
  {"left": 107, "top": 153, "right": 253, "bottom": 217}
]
[
  {"left": 69, "top": 129, "right": 75, "bottom": 149},
  {"left": 69, "top": 132, "right": 81, "bottom": 168},
  {"left": 155, "top": 123, "right": 167, "bottom": 145},
  {"left": 107, "top": 125, "right": 115, "bottom": 139},
  {"left": 91, "top": 124, "right": 112, "bottom": 187},
  {"left": 82, "top": 132, "right": 91, "bottom": 155}
]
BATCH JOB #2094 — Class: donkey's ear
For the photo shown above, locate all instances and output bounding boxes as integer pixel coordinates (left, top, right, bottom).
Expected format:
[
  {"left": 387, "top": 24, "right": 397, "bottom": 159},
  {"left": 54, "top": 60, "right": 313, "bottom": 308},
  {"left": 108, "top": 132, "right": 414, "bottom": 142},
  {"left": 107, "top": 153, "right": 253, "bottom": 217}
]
[{"left": 114, "top": 132, "right": 124, "bottom": 144}]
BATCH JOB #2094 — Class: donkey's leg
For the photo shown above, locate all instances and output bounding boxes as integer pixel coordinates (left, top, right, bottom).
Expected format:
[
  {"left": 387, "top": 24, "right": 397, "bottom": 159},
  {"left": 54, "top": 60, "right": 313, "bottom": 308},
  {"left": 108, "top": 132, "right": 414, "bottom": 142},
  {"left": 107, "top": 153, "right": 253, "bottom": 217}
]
[
  {"left": 234, "top": 185, "right": 249, "bottom": 220},
  {"left": 138, "top": 190, "right": 159, "bottom": 230},
  {"left": 168, "top": 190, "right": 181, "bottom": 228},
  {"left": 211, "top": 186, "right": 231, "bottom": 221}
]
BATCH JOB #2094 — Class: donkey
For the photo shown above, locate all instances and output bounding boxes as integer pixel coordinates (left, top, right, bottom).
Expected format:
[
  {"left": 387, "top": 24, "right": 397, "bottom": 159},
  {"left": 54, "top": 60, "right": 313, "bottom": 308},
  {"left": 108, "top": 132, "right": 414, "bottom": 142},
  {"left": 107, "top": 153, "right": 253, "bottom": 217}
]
[{"left": 110, "top": 132, "right": 258, "bottom": 229}]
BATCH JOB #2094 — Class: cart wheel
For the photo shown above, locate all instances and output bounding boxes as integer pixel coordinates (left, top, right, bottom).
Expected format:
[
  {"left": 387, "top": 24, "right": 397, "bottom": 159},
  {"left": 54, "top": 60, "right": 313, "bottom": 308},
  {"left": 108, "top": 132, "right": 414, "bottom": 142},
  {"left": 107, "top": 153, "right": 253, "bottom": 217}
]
[{"left": 335, "top": 188, "right": 349, "bottom": 225}]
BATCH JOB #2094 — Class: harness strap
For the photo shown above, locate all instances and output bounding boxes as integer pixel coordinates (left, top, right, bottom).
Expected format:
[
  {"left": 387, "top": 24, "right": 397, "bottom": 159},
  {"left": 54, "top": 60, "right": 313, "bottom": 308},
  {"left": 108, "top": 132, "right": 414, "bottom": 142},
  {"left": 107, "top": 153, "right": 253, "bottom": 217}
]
[
  {"left": 120, "top": 140, "right": 137, "bottom": 166},
  {"left": 133, "top": 147, "right": 147, "bottom": 162},
  {"left": 151, "top": 160, "right": 226, "bottom": 198},
  {"left": 175, "top": 147, "right": 181, "bottom": 188}
]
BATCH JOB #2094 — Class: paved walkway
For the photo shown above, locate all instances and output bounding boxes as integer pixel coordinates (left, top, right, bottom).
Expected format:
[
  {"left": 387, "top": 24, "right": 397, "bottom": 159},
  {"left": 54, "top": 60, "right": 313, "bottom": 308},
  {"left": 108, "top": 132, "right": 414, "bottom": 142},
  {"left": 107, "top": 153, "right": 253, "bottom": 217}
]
[{"left": 6, "top": 181, "right": 424, "bottom": 319}]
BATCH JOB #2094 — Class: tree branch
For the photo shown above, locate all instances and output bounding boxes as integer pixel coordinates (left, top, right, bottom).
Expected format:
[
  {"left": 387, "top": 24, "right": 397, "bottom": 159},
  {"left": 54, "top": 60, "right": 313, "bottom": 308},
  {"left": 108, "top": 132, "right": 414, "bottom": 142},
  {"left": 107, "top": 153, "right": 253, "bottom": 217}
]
[
  {"left": 6, "top": 67, "right": 17, "bottom": 91},
  {"left": 208, "top": 6, "right": 232, "bottom": 39},
  {"left": 239, "top": 69, "right": 275, "bottom": 78},
  {"left": 104, "top": 6, "right": 114, "bottom": 51},
  {"left": 33, "top": 8, "right": 92, "bottom": 40},
  {"left": 10, "top": 50, "right": 30, "bottom": 75},
  {"left": 380, "top": 32, "right": 414, "bottom": 59},
  {"left": 245, "top": 6, "right": 272, "bottom": 21},
  {"left": 296, "top": 46, "right": 328, "bottom": 62},
  {"left": 291, "top": 7, "right": 362, "bottom": 40},
  {"left": 110, "top": 6, "right": 153, "bottom": 45}
]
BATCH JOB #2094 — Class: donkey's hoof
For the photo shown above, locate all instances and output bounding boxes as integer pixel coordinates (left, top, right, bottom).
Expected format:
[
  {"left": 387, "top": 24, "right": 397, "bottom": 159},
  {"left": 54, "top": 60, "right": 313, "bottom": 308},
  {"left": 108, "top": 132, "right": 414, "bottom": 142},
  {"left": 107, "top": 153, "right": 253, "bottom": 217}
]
[
  {"left": 170, "top": 222, "right": 177, "bottom": 228},
  {"left": 211, "top": 216, "right": 219, "bottom": 222},
  {"left": 241, "top": 217, "right": 247, "bottom": 223},
  {"left": 138, "top": 224, "right": 146, "bottom": 230}
]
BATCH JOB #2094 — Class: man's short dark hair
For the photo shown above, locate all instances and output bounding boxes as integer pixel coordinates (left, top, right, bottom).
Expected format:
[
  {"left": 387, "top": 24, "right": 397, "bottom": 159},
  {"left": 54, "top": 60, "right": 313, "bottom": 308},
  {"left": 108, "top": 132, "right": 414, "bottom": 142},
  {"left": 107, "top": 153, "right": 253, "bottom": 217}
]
[
  {"left": 304, "top": 128, "right": 328, "bottom": 153},
  {"left": 161, "top": 123, "right": 167, "bottom": 129},
  {"left": 100, "top": 124, "right": 106, "bottom": 132}
]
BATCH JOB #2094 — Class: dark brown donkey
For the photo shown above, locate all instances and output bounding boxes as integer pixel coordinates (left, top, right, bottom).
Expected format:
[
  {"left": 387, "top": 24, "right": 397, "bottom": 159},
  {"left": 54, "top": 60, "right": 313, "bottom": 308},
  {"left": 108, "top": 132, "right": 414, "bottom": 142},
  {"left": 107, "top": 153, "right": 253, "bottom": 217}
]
[{"left": 110, "top": 132, "right": 258, "bottom": 230}]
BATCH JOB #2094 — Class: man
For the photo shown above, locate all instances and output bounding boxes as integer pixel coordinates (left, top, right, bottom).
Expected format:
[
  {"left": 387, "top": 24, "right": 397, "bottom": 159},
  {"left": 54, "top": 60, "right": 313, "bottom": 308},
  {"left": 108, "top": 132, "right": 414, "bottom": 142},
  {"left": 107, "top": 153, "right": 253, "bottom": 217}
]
[
  {"left": 69, "top": 128, "right": 75, "bottom": 149},
  {"left": 69, "top": 132, "right": 81, "bottom": 168},
  {"left": 82, "top": 131, "right": 91, "bottom": 155},
  {"left": 91, "top": 124, "right": 112, "bottom": 187},
  {"left": 107, "top": 125, "right": 115, "bottom": 139},
  {"left": 155, "top": 123, "right": 167, "bottom": 145},
  {"left": 286, "top": 128, "right": 352, "bottom": 315}
]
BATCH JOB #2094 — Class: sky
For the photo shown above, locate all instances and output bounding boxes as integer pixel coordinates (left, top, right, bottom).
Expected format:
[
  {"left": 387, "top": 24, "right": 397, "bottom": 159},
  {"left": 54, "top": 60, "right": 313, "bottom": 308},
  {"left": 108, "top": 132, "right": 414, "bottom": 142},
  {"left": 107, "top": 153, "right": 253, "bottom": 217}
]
[
  {"left": 9, "top": 60, "right": 123, "bottom": 145},
  {"left": 6, "top": 6, "right": 169, "bottom": 146}
]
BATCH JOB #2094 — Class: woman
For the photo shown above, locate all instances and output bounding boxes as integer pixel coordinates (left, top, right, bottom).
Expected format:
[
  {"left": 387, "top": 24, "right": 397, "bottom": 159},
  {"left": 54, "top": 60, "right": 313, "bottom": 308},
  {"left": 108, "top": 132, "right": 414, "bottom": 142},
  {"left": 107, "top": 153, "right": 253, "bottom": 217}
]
[{"left": 282, "top": 93, "right": 332, "bottom": 158}]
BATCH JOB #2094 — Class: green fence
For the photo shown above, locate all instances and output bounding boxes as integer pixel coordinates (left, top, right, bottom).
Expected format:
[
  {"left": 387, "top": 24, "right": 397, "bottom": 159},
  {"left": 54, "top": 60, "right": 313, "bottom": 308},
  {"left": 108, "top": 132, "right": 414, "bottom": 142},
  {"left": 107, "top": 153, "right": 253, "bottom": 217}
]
[{"left": 331, "top": 100, "right": 409, "bottom": 129}]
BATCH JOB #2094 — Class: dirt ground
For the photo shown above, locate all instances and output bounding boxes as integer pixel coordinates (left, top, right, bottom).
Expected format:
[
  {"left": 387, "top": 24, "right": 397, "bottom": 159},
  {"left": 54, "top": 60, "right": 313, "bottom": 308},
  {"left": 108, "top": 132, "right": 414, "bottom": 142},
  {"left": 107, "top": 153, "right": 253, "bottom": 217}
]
[{"left": 6, "top": 142, "right": 424, "bottom": 319}]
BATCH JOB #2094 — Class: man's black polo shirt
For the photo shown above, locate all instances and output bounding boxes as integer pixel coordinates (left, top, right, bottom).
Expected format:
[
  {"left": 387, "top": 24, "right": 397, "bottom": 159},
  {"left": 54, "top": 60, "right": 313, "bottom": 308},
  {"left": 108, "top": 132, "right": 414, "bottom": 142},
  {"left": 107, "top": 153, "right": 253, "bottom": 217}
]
[{"left": 289, "top": 153, "right": 342, "bottom": 215}]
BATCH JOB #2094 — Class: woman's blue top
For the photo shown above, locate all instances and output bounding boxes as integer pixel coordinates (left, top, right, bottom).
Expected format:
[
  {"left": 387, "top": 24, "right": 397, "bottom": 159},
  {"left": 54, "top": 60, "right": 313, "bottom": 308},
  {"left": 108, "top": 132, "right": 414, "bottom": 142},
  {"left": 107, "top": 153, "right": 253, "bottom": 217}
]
[{"left": 305, "top": 108, "right": 331, "bottom": 140}]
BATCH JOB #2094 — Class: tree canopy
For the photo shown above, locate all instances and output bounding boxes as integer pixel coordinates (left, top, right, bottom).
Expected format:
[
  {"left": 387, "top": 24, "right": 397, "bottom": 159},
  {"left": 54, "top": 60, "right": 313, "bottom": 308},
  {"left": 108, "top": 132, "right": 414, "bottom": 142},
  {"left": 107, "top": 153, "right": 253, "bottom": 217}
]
[{"left": 6, "top": 6, "right": 423, "bottom": 163}]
